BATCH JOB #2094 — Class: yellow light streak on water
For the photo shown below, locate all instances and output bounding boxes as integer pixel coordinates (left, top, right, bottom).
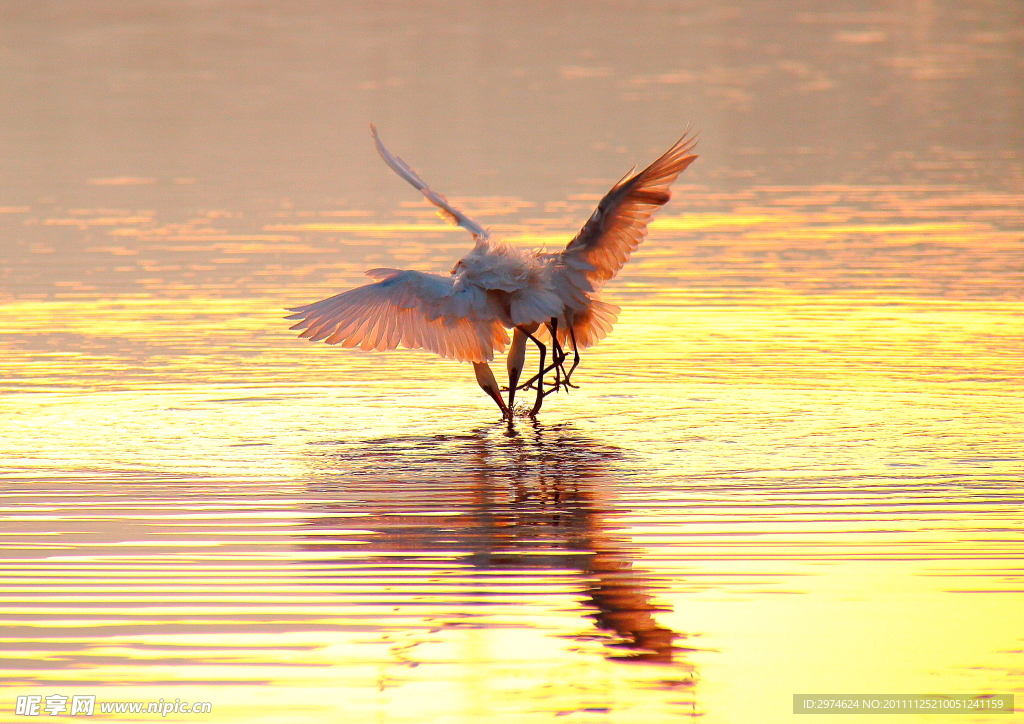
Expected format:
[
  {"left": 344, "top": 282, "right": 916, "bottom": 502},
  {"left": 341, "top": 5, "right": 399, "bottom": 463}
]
[
  {"left": 2, "top": 180, "right": 1023, "bottom": 723},
  {"left": 3, "top": 0, "right": 1024, "bottom": 718}
]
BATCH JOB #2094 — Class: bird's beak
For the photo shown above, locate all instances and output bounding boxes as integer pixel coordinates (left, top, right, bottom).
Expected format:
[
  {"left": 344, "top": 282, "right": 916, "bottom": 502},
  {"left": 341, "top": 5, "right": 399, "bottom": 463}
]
[
  {"left": 506, "top": 329, "right": 528, "bottom": 409},
  {"left": 472, "top": 362, "right": 510, "bottom": 419}
]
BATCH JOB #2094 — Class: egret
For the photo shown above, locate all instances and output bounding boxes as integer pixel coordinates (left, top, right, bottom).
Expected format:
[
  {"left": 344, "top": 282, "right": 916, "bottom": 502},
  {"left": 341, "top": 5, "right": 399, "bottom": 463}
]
[{"left": 286, "top": 126, "right": 697, "bottom": 418}]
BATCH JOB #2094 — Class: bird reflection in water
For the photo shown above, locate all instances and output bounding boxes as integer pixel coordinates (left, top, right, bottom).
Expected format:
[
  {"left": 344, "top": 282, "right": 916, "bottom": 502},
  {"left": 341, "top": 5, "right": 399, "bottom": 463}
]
[{"left": 301, "top": 423, "right": 692, "bottom": 668}]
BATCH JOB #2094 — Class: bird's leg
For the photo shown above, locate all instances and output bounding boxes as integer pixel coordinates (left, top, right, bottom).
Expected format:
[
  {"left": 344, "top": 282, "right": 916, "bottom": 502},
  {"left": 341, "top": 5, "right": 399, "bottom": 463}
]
[
  {"left": 522, "top": 331, "right": 548, "bottom": 417},
  {"left": 516, "top": 364, "right": 569, "bottom": 394},
  {"left": 546, "top": 318, "right": 578, "bottom": 391},
  {"left": 516, "top": 319, "right": 573, "bottom": 395},
  {"left": 563, "top": 324, "right": 581, "bottom": 389},
  {"left": 505, "top": 326, "right": 532, "bottom": 410},
  {"left": 514, "top": 349, "right": 562, "bottom": 393},
  {"left": 546, "top": 318, "right": 563, "bottom": 392},
  {"left": 473, "top": 362, "right": 509, "bottom": 419}
]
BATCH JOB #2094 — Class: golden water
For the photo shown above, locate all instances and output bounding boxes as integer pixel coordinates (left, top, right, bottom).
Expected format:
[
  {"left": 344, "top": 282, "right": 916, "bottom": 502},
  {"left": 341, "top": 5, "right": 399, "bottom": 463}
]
[
  {"left": 2, "top": 2, "right": 1023, "bottom": 722},
  {"left": 3, "top": 184, "right": 1022, "bottom": 722}
]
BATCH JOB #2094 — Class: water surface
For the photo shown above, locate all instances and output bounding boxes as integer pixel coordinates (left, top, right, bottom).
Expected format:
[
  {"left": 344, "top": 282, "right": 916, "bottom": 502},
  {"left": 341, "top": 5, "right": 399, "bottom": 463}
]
[{"left": 1, "top": 2, "right": 1023, "bottom": 723}]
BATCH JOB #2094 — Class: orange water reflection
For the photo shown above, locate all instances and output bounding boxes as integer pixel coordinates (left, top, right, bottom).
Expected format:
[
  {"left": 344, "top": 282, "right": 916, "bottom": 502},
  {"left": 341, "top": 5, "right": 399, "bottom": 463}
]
[
  {"left": 1, "top": 244, "right": 1021, "bottom": 722},
  {"left": 3, "top": 0, "right": 1024, "bottom": 718},
  {"left": 2, "top": 68, "right": 1024, "bottom": 724},
  {"left": 3, "top": 185, "right": 1020, "bottom": 305},
  {"left": 302, "top": 428, "right": 687, "bottom": 666}
]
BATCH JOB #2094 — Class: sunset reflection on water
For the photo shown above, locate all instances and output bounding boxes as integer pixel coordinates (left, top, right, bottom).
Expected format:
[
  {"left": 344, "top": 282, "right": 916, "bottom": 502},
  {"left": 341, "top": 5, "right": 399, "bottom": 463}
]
[
  {"left": 2, "top": 0, "right": 1023, "bottom": 721},
  {"left": 2, "top": 187, "right": 1021, "bottom": 721}
]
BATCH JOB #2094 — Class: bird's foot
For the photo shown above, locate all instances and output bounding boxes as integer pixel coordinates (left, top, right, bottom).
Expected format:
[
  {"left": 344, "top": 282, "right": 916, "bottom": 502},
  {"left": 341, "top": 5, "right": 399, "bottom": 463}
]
[
  {"left": 519, "top": 379, "right": 577, "bottom": 396},
  {"left": 559, "top": 373, "right": 579, "bottom": 390}
]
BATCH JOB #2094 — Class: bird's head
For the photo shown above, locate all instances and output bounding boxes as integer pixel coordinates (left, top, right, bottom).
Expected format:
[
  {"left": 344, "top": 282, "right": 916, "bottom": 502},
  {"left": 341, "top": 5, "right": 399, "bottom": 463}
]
[{"left": 451, "top": 259, "right": 464, "bottom": 275}]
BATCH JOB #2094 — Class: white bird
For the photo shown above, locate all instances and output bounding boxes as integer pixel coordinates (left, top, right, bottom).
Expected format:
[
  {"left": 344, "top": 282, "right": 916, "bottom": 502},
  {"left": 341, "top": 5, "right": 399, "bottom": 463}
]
[{"left": 286, "top": 125, "right": 697, "bottom": 418}]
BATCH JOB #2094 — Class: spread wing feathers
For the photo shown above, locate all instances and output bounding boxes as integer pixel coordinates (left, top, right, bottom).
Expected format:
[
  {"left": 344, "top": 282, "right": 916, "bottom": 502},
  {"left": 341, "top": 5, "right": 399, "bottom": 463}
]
[
  {"left": 371, "top": 124, "right": 490, "bottom": 241},
  {"left": 559, "top": 299, "right": 621, "bottom": 351},
  {"left": 562, "top": 133, "right": 698, "bottom": 285},
  {"left": 285, "top": 269, "right": 509, "bottom": 363}
]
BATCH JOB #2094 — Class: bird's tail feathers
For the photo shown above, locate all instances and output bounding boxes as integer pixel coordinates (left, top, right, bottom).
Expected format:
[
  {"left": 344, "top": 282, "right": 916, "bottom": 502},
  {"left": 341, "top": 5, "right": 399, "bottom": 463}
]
[{"left": 561, "top": 299, "right": 620, "bottom": 350}]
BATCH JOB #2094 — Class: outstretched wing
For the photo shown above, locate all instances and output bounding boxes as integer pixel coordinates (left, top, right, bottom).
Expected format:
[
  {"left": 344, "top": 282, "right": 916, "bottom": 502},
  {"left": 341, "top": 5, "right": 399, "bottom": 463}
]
[
  {"left": 286, "top": 269, "right": 509, "bottom": 363},
  {"left": 561, "top": 133, "right": 698, "bottom": 285},
  {"left": 371, "top": 125, "right": 490, "bottom": 242}
]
